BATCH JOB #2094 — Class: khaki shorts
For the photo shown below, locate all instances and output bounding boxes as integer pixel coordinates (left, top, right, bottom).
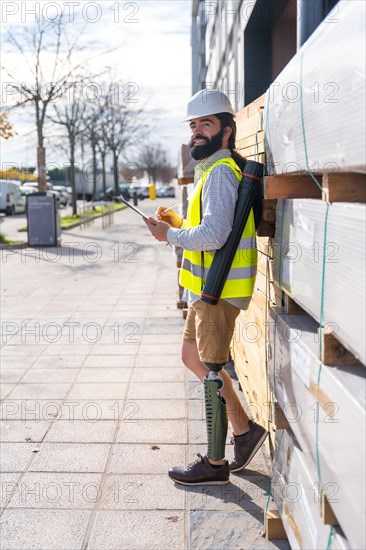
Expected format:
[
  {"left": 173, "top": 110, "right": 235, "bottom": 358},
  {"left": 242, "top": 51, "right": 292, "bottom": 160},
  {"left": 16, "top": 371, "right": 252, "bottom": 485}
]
[{"left": 183, "top": 299, "right": 240, "bottom": 363}]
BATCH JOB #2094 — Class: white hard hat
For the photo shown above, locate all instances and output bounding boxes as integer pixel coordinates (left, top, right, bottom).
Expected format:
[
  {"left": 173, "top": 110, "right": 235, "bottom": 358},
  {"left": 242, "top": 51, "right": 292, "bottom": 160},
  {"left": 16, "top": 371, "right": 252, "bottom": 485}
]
[{"left": 183, "top": 89, "right": 235, "bottom": 121}]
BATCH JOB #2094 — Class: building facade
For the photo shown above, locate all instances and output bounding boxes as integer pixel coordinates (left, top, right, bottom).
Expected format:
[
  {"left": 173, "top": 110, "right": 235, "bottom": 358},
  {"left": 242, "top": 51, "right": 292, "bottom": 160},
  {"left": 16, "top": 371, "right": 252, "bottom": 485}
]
[{"left": 191, "top": 0, "right": 339, "bottom": 111}]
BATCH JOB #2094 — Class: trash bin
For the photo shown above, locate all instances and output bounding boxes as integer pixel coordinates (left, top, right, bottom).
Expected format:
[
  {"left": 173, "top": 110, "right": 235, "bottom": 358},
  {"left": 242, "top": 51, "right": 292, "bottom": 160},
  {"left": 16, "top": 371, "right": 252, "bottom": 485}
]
[{"left": 27, "top": 192, "right": 61, "bottom": 246}]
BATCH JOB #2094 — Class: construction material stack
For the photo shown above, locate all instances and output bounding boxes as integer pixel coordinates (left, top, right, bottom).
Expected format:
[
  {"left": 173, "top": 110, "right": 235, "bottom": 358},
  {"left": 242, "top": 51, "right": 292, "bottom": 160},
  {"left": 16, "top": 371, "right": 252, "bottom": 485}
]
[
  {"left": 231, "top": 93, "right": 278, "bottom": 450},
  {"left": 232, "top": 1, "right": 366, "bottom": 547},
  {"left": 264, "top": 1, "right": 365, "bottom": 547}
]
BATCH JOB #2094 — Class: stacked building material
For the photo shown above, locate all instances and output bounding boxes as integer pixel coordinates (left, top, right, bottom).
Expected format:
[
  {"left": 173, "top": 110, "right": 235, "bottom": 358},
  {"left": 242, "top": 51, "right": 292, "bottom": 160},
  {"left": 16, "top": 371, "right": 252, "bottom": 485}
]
[
  {"left": 268, "top": 310, "right": 366, "bottom": 549},
  {"left": 258, "top": 2, "right": 366, "bottom": 546},
  {"left": 273, "top": 199, "right": 366, "bottom": 365},
  {"left": 231, "top": 95, "right": 277, "bottom": 449},
  {"left": 264, "top": 0, "right": 366, "bottom": 175},
  {"left": 272, "top": 430, "right": 353, "bottom": 550}
]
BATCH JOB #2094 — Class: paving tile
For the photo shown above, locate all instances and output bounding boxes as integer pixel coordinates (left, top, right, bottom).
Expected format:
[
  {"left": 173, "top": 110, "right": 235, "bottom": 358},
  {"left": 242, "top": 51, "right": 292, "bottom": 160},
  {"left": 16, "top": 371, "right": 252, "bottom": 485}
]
[
  {"left": 44, "top": 420, "right": 117, "bottom": 443},
  {"left": 189, "top": 511, "right": 266, "bottom": 550},
  {"left": 0, "top": 369, "right": 28, "bottom": 383},
  {"left": 108, "top": 444, "right": 186, "bottom": 474},
  {"left": 0, "top": 356, "right": 38, "bottom": 368},
  {"left": 143, "top": 325, "right": 183, "bottom": 335},
  {"left": 127, "top": 382, "right": 185, "bottom": 400},
  {"left": 6, "top": 472, "right": 103, "bottom": 509},
  {"left": 188, "top": 381, "right": 204, "bottom": 399},
  {"left": 0, "top": 443, "right": 37, "bottom": 472},
  {"left": 186, "top": 474, "right": 271, "bottom": 513},
  {"left": 117, "top": 419, "right": 187, "bottom": 444},
  {"left": 135, "top": 354, "right": 182, "bottom": 368},
  {"left": 0, "top": 400, "right": 63, "bottom": 422},
  {"left": 0, "top": 473, "right": 22, "bottom": 510},
  {"left": 83, "top": 355, "right": 136, "bottom": 368},
  {"left": 0, "top": 420, "right": 51, "bottom": 443},
  {"left": 1, "top": 345, "right": 48, "bottom": 356},
  {"left": 67, "top": 383, "right": 127, "bottom": 400},
  {"left": 125, "top": 399, "right": 186, "bottom": 420},
  {"left": 188, "top": 399, "right": 206, "bottom": 421},
  {"left": 91, "top": 343, "right": 140, "bottom": 355},
  {"left": 100, "top": 473, "right": 185, "bottom": 510},
  {"left": 7, "top": 383, "right": 71, "bottom": 400},
  {"left": 29, "top": 443, "right": 111, "bottom": 473},
  {"left": 21, "top": 369, "right": 79, "bottom": 384},
  {"left": 131, "top": 367, "right": 185, "bottom": 382},
  {"left": 30, "top": 355, "right": 87, "bottom": 369},
  {"left": 42, "top": 344, "right": 94, "bottom": 355},
  {"left": 76, "top": 367, "right": 131, "bottom": 383},
  {"left": 141, "top": 334, "right": 183, "bottom": 344},
  {"left": 0, "top": 384, "right": 14, "bottom": 400},
  {"left": 0, "top": 509, "right": 92, "bottom": 549},
  {"left": 58, "top": 400, "right": 125, "bottom": 421},
  {"left": 87, "top": 510, "right": 184, "bottom": 550}
]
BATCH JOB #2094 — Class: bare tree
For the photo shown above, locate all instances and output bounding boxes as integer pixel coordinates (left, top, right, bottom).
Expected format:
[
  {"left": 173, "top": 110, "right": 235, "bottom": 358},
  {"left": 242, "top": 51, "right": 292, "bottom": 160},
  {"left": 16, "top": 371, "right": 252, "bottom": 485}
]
[
  {"left": 2, "top": 17, "right": 91, "bottom": 190},
  {"left": 48, "top": 82, "right": 88, "bottom": 214},
  {"left": 102, "top": 92, "right": 146, "bottom": 195},
  {"left": 139, "top": 143, "right": 171, "bottom": 185}
]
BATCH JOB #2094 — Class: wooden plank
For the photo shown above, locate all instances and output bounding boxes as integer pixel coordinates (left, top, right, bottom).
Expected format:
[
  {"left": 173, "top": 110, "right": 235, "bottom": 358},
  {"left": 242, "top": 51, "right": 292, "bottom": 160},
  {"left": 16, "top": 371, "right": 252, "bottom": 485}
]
[
  {"left": 322, "top": 494, "right": 339, "bottom": 526},
  {"left": 236, "top": 130, "right": 264, "bottom": 150},
  {"left": 265, "top": 510, "right": 288, "bottom": 540},
  {"left": 320, "top": 327, "right": 363, "bottom": 366},
  {"left": 264, "top": 175, "right": 323, "bottom": 199},
  {"left": 257, "top": 236, "right": 274, "bottom": 258},
  {"left": 237, "top": 142, "right": 265, "bottom": 157},
  {"left": 257, "top": 220, "right": 275, "bottom": 237},
  {"left": 178, "top": 176, "right": 194, "bottom": 185},
  {"left": 236, "top": 111, "right": 264, "bottom": 141},
  {"left": 322, "top": 172, "right": 366, "bottom": 202},
  {"left": 261, "top": 199, "right": 277, "bottom": 222},
  {"left": 284, "top": 502, "right": 303, "bottom": 547}
]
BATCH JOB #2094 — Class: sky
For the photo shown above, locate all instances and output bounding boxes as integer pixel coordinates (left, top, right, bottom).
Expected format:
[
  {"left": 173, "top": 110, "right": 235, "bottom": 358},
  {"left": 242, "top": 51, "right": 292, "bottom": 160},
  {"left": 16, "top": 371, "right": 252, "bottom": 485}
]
[{"left": 1, "top": 0, "right": 193, "bottom": 172}]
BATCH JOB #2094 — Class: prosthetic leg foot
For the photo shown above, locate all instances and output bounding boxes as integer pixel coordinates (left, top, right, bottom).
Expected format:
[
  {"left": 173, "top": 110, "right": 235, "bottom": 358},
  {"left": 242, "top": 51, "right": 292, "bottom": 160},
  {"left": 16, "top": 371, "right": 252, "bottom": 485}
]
[
  {"left": 168, "top": 367, "right": 230, "bottom": 485},
  {"left": 204, "top": 371, "right": 228, "bottom": 461}
]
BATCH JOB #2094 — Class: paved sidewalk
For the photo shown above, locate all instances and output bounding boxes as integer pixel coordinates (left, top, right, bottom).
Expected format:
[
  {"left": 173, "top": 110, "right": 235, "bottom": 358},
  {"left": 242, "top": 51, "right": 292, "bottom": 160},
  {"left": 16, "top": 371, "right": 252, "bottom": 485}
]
[{"left": 0, "top": 201, "right": 289, "bottom": 550}]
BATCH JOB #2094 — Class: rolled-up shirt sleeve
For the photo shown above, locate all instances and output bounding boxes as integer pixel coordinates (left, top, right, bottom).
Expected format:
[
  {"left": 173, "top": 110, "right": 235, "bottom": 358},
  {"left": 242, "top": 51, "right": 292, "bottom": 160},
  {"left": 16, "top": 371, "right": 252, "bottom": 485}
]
[{"left": 167, "top": 164, "right": 239, "bottom": 251}]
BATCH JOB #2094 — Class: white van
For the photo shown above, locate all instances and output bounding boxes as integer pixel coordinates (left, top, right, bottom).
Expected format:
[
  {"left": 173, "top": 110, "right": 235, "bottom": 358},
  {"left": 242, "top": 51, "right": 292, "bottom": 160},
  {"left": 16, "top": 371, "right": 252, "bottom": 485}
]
[{"left": 0, "top": 180, "right": 27, "bottom": 215}]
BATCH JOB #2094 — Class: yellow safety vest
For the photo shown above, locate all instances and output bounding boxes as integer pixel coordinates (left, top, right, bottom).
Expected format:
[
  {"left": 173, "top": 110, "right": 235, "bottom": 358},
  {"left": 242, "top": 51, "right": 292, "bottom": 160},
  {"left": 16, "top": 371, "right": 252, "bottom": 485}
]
[{"left": 179, "top": 158, "right": 257, "bottom": 298}]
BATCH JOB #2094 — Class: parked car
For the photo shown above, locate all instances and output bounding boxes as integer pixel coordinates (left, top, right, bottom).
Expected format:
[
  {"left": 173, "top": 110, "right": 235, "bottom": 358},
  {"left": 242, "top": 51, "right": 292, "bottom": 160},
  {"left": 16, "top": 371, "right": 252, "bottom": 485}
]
[
  {"left": 159, "top": 186, "right": 176, "bottom": 198},
  {"left": 0, "top": 180, "right": 27, "bottom": 214},
  {"left": 52, "top": 185, "right": 72, "bottom": 207},
  {"left": 21, "top": 182, "right": 61, "bottom": 208},
  {"left": 130, "top": 186, "right": 149, "bottom": 200},
  {"left": 102, "top": 184, "right": 131, "bottom": 201}
]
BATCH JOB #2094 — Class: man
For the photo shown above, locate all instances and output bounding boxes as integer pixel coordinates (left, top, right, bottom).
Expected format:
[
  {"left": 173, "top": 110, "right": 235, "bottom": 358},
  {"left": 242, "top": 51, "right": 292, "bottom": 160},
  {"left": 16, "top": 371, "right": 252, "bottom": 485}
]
[{"left": 144, "top": 89, "right": 267, "bottom": 485}]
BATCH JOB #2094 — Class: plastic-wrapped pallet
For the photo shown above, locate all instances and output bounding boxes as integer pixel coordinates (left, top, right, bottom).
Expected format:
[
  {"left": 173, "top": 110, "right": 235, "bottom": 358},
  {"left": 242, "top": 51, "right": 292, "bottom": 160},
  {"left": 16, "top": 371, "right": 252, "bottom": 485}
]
[
  {"left": 268, "top": 309, "right": 366, "bottom": 549},
  {"left": 272, "top": 430, "right": 352, "bottom": 550},
  {"left": 273, "top": 199, "right": 366, "bottom": 364},
  {"left": 264, "top": 0, "right": 366, "bottom": 175}
]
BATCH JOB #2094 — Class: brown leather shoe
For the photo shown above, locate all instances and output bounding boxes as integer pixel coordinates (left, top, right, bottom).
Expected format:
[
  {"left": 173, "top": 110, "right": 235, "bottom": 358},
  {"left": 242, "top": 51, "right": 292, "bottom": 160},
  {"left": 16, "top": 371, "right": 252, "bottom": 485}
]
[
  {"left": 168, "top": 453, "right": 230, "bottom": 486},
  {"left": 229, "top": 420, "right": 268, "bottom": 472}
]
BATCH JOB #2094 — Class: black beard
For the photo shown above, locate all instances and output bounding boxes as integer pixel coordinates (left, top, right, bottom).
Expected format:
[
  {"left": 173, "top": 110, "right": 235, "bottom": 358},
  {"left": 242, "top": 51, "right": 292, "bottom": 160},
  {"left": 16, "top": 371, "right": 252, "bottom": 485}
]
[{"left": 190, "top": 128, "right": 224, "bottom": 160}]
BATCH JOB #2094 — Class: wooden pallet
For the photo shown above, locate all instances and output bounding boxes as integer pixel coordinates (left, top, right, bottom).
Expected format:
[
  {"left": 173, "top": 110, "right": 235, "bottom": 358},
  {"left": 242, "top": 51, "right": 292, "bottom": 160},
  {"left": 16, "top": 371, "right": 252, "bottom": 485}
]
[
  {"left": 265, "top": 509, "right": 288, "bottom": 540},
  {"left": 264, "top": 172, "right": 366, "bottom": 202}
]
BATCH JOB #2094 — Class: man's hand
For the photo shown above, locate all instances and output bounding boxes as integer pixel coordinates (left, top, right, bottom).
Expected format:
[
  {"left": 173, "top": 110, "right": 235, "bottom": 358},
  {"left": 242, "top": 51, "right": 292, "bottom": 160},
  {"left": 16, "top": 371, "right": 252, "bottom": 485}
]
[
  {"left": 156, "top": 206, "right": 183, "bottom": 228},
  {"left": 143, "top": 217, "right": 170, "bottom": 242}
]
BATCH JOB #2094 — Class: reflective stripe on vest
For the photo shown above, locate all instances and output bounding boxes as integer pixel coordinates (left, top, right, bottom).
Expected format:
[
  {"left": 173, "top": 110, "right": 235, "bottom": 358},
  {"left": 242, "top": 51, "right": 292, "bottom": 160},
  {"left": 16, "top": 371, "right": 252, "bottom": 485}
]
[{"left": 179, "top": 157, "right": 257, "bottom": 298}]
